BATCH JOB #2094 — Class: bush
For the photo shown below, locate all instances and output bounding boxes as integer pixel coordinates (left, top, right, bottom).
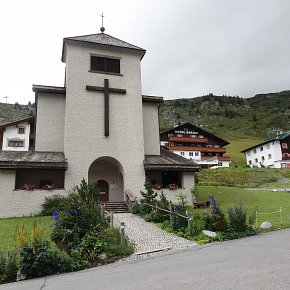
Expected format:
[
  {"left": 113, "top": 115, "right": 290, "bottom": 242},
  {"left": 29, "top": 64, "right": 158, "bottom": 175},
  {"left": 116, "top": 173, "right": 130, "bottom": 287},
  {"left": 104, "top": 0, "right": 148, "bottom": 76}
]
[
  {"left": 0, "top": 251, "right": 19, "bottom": 284},
  {"left": 51, "top": 205, "right": 106, "bottom": 252},
  {"left": 19, "top": 241, "right": 74, "bottom": 278},
  {"left": 228, "top": 204, "right": 248, "bottom": 232},
  {"left": 40, "top": 194, "right": 70, "bottom": 216},
  {"left": 188, "top": 218, "right": 205, "bottom": 237},
  {"left": 204, "top": 196, "right": 227, "bottom": 232}
]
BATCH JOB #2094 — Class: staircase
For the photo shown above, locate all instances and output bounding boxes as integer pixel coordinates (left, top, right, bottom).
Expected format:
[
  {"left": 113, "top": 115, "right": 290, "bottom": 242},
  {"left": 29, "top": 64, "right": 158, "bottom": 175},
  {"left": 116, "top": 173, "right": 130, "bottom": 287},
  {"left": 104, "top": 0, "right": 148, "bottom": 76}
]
[{"left": 101, "top": 201, "right": 130, "bottom": 213}]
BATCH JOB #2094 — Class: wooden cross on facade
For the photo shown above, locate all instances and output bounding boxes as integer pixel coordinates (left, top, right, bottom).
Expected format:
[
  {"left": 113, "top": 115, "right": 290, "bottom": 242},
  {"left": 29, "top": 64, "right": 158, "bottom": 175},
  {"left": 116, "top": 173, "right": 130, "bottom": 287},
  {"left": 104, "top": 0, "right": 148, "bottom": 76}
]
[{"left": 86, "top": 79, "right": 126, "bottom": 137}]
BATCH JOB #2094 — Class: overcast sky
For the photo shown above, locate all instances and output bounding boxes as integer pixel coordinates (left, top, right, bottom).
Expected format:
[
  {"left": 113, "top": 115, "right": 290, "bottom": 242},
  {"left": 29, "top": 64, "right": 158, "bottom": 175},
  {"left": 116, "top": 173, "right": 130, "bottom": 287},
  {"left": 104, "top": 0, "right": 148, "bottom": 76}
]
[{"left": 1, "top": 0, "right": 289, "bottom": 104}]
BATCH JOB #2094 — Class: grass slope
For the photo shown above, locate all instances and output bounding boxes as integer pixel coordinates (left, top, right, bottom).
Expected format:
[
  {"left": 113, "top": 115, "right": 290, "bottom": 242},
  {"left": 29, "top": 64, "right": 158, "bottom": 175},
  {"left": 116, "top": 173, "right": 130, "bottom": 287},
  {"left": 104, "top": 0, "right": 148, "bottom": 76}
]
[
  {"left": 0, "top": 216, "right": 52, "bottom": 250},
  {"left": 195, "top": 186, "right": 290, "bottom": 228}
]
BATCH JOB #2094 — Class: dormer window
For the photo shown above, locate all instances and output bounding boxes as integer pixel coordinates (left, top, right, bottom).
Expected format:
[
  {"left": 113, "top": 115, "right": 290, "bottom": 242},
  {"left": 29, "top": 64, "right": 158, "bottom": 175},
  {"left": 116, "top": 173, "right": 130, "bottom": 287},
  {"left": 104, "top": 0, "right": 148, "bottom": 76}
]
[{"left": 90, "top": 56, "right": 120, "bottom": 74}]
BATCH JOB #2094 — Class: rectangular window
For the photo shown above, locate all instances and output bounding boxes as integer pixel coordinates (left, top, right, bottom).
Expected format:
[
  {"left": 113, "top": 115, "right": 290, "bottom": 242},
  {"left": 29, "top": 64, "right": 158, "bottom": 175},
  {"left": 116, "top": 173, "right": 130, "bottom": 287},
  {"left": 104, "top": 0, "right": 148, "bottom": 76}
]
[
  {"left": 189, "top": 152, "right": 193, "bottom": 156},
  {"left": 18, "top": 127, "right": 25, "bottom": 134},
  {"left": 8, "top": 140, "right": 24, "bottom": 147},
  {"left": 161, "top": 171, "right": 182, "bottom": 188},
  {"left": 253, "top": 149, "right": 257, "bottom": 154},
  {"left": 261, "top": 156, "right": 265, "bottom": 161},
  {"left": 255, "top": 158, "right": 258, "bottom": 163},
  {"left": 268, "top": 154, "right": 272, "bottom": 159},
  {"left": 260, "top": 146, "right": 263, "bottom": 152},
  {"left": 195, "top": 152, "right": 199, "bottom": 156},
  {"left": 266, "top": 144, "right": 270, "bottom": 149},
  {"left": 180, "top": 152, "right": 185, "bottom": 156},
  {"left": 90, "top": 56, "right": 120, "bottom": 74},
  {"left": 249, "top": 160, "right": 252, "bottom": 165}
]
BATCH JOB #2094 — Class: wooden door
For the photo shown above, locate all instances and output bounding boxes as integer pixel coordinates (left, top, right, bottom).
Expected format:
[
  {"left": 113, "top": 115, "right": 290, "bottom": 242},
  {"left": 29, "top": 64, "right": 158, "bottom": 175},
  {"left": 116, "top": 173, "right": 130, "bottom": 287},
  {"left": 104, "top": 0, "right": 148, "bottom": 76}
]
[{"left": 97, "top": 180, "right": 109, "bottom": 202}]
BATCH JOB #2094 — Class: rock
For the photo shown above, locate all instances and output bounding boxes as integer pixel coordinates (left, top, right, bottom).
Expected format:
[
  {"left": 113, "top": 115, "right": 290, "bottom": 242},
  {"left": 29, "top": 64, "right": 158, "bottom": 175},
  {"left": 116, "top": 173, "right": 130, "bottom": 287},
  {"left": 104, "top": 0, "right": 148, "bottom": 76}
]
[
  {"left": 260, "top": 221, "right": 272, "bottom": 229},
  {"left": 202, "top": 230, "right": 217, "bottom": 238},
  {"left": 16, "top": 270, "right": 26, "bottom": 281},
  {"left": 98, "top": 253, "right": 108, "bottom": 260}
]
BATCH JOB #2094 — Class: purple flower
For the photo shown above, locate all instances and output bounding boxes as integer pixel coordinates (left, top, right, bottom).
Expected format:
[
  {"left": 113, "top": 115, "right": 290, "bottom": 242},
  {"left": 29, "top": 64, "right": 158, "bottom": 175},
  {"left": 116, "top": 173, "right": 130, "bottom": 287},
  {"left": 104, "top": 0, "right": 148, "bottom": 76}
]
[
  {"left": 65, "top": 211, "right": 71, "bottom": 216},
  {"left": 73, "top": 209, "right": 78, "bottom": 215}
]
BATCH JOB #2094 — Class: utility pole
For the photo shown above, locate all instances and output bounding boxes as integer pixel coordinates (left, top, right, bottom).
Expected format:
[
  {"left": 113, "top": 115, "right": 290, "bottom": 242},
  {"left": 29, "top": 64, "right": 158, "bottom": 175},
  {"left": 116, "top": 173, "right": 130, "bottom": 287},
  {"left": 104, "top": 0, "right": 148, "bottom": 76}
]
[{"left": 3, "top": 96, "right": 9, "bottom": 104}]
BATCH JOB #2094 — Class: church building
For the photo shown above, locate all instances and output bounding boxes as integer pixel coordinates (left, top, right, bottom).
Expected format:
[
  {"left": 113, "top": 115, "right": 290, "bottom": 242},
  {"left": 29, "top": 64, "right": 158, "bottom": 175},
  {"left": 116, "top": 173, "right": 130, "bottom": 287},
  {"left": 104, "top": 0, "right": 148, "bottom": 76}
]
[{"left": 0, "top": 28, "right": 199, "bottom": 217}]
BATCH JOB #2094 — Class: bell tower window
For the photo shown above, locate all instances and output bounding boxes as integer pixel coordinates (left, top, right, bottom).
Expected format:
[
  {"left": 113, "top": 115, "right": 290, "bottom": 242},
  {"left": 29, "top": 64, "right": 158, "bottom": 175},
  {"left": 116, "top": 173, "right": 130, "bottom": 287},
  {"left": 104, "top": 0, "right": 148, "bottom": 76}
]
[{"left": 90, "top": 56, "right": 120, "bottom": 74}]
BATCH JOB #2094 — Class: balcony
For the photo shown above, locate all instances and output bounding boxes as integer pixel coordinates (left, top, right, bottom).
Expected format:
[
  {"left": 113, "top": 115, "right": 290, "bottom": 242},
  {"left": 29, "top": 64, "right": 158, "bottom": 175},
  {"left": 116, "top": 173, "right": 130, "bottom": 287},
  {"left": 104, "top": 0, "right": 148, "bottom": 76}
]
[
  {"left": 168, "top": 136, "right": 208, "bottom": 143},
  {"left": 165, "top": 145, "right": 226, "bottom": 153}
]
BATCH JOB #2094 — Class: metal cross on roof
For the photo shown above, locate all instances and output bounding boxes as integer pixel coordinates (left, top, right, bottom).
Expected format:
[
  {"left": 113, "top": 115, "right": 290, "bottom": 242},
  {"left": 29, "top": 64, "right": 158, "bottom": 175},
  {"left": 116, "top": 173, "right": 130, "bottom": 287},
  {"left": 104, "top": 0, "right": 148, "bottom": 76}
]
[{"left": 100, "top": 12, "right": 105, "bottom": 33}]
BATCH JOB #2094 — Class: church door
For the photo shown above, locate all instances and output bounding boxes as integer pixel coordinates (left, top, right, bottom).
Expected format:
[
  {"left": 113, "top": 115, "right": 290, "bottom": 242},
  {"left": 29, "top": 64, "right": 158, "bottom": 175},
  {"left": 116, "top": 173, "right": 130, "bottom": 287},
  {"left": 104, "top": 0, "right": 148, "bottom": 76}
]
[{"left": 97, "top": 180, "right": 109, "bottom": 202}]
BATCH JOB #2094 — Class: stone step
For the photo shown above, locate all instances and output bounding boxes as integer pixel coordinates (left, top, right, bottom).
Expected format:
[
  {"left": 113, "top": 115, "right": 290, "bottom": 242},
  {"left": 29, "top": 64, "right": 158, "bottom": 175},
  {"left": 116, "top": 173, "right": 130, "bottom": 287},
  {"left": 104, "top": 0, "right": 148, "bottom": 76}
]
[{"left": 101, "top": 202, "right": 130, "bottom": 213}]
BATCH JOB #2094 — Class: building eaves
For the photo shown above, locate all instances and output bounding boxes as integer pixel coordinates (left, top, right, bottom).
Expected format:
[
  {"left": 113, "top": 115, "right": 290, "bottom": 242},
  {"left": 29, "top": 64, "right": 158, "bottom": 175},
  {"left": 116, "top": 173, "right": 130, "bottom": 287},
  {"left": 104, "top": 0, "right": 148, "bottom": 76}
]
[
  {"left": 0, "top": 117, "right": 35, "bottom": 129},
  {"left": 0, "top": 151, "right": 67, "bottom": 169},
  {"left": 144, "top": 148, "right": 200, "bottom": 172},
  {"left": 241, "top": 130, "right": 290, "bottom": 153},
  {"left": 62, "top": 33, "right": 146, "bottom": 61},
  {"left": 32, "top": 85, "right": 66, "bottom": 95},
  {"left": 142, "top": 95, "right": 164, "bottom": 104},
  {"left": 160, "top": 122, "right": 230, "bottom": 146}
]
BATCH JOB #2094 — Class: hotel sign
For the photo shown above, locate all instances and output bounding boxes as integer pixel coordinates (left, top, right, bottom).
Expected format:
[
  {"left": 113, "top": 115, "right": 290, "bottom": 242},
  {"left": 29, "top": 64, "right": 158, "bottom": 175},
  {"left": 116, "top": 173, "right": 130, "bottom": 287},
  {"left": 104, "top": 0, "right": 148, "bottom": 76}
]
[{"left": 175, "top": 130, "right": 199, "bottom": 135}]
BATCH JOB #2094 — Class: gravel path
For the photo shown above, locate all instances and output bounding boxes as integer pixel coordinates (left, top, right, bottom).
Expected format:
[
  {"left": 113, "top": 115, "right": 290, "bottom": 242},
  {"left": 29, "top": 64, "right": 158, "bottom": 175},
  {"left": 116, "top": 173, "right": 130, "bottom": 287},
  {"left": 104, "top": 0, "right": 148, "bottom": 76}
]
[{"left": 113, "top": 213, "right": 197, "bottom": 256}]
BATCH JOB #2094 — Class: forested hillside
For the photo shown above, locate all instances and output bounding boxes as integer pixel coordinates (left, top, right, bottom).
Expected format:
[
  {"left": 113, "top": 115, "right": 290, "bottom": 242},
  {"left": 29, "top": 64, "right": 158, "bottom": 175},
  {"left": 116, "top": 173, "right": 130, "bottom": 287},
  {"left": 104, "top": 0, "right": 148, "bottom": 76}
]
[
  {"left": 159, "top": 90, "right": 290, "bottom": 140},
  {"left": 0, "top": 102, "right": 35, "bottom": 124}
]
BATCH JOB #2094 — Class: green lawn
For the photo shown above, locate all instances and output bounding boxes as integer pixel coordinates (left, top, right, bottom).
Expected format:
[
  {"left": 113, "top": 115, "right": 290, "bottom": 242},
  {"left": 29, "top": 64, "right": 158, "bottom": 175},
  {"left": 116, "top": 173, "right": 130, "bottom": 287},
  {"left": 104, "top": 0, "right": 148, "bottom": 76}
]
[
  {"left": 225, "top": 138, "right": 263, "bottom": 167},
  {"left": 0, "top": 216, "right": 53, "bottom": 250},
  {"left": 195, "top": 186, "right": 290, "bottom": 228}
]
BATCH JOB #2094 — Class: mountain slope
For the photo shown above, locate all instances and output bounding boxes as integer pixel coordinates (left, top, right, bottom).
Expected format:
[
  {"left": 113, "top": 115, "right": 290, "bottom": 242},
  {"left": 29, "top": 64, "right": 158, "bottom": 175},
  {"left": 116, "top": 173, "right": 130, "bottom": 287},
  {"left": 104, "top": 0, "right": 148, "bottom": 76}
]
[{"left": 159, "top": 91, "right": 290, "bottom": 140}]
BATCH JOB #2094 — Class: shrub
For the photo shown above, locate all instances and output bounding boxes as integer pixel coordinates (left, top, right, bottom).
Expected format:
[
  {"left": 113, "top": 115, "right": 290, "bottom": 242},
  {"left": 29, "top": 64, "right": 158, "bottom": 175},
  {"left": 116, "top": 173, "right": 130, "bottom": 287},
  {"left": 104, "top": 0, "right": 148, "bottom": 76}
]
[
  {"left": 51, "top": 206, "right": 106, "bottom": 252},
  {"left": 188, "top": 218, "right": 205, "bottom": 237},
  {"left": 19, "top": 241, "right": 74, "bottom": 278},
  {"left": 140, "top": 179, "right": 157, "bottom": 205},
  {"left": 228, "top": 204, "right": 248, "bottom": 232},
  {"left": 204, "top": 196, "right": 227, "bottom": 232},
  {"left": 0, "top": 251, "right": 19, "bottom": 284},
  {"left": 40, "top": 194, "right": 70, "bottom": 216}
]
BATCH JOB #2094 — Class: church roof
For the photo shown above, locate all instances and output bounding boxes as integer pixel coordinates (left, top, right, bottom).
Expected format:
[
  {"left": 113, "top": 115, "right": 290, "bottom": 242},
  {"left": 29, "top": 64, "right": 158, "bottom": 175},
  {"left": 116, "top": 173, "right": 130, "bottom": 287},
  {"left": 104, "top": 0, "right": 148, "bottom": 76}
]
[
  {"left": 0, "top": 151, "right": 67, "bottom": 169},
  {"left": 32, "top": 85, "right": 163, "bottom": 103},
  {"left": 144, "top": 148, "right": 200, "bottom": 172},
  {"left": 62, "top": 33, "right": 146, "bottom": 61}
]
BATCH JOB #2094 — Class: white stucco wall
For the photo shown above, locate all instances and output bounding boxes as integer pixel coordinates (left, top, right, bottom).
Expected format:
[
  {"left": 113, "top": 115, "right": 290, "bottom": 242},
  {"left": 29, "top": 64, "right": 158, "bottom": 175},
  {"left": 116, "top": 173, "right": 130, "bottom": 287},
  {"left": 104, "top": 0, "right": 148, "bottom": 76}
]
[
  {"left": 245, "top": 141, "right": 282, "bottom": 168},
  {"left": 63, "top": 41, "right": 145, "bottom": 198},
  {"left": 151, "top": 172, "right": 195, "bottom": 204},
  {"left": 2, "top": 122, "right": 30, "bottom": 151},
  {"left": 142, "top": 102, "right": 161, "bottom": 155},
  {"left": 35, "top": 93, "right": 65, "bottom": 152},
  {"left": 0, "top": 169, "right": 67, "bottom": 218}
]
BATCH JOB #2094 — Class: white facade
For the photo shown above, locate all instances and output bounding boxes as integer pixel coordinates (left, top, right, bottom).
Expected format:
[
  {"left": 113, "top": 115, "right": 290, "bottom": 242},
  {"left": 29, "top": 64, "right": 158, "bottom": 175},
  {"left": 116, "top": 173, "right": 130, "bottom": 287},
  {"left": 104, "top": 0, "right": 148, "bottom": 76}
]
[
  {"left": 169, "top": 149, "right": 230, "bottom": 168},
  {"left": 62, "top": 40, "right": 146, "bottom": 197},
  {"left": 143, "top": 102, "right": 161, "bottom": 155},
  {"left": 35, "top": 93, "right": 65, "bottom": 152},
  {"left": 244, "top": 141, "right": 282, "bottom": 168},
  {"left": 2, "top": 122, "right": 30, "bottom": 151}
]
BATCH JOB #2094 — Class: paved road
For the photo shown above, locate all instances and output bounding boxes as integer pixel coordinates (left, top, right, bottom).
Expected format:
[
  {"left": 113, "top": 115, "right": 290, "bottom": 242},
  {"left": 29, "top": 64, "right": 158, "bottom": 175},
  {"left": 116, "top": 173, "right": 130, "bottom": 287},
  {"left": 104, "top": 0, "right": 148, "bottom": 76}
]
[{"left": 1, "top": 229, "right": 290, "bottom": 290}]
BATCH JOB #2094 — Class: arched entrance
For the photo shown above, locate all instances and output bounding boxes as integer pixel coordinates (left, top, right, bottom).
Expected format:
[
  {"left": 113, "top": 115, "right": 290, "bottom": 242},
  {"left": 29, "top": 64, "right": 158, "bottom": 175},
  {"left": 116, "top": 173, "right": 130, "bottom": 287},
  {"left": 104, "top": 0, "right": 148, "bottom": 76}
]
[
  {"left": 88, "top": 157, "right": 124, "bottom": 202},
  {"left": 97, "top": 180, "right": 109, "bottom": 202}
]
